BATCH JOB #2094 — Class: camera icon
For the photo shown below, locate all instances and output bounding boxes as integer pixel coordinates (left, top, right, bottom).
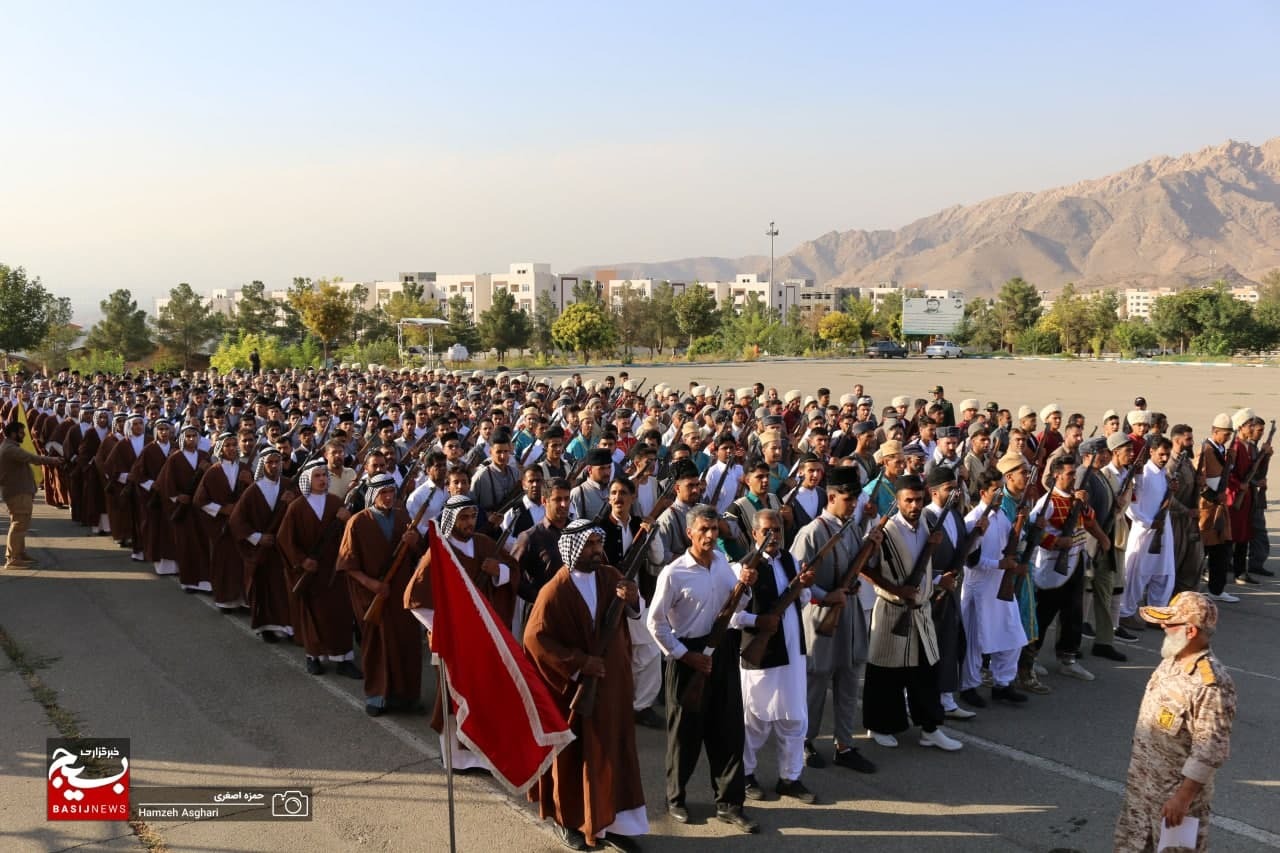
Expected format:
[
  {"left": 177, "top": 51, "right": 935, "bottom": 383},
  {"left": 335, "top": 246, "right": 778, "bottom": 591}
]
[{"left": 271, "top": 790, "right": 310, "bottom": 818}]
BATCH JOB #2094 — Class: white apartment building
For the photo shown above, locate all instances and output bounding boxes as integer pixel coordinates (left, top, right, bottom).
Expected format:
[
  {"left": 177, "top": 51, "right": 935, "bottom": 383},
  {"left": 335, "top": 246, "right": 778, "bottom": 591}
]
[
  {"left": 1124, "top": 287, "right": 1175, "bottom": 319},
  {"left": 855, "top": 285, "right": 963, "bottom": 312}
]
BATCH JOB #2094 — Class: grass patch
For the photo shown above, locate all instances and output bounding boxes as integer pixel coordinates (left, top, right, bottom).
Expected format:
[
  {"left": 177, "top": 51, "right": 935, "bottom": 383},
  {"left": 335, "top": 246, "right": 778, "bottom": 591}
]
[{"left": 0, "top": 626, "right": 168, "bottom": 853}]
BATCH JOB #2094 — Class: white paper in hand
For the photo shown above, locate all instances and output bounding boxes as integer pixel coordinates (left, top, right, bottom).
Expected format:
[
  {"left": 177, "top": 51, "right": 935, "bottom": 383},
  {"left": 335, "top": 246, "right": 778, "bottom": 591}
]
[{"left": 1158, "top": 815, "right": 1199, "bottom": 851}]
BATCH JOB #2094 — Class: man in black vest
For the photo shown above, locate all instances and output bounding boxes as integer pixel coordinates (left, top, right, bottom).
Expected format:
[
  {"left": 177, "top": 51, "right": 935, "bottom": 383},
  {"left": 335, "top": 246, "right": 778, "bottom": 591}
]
[
  {"left": 739, "top": 509, "right": 818, "bottom": 804},
  {"left": 924, "top": 466, "right": 977, "bottom": 721}
]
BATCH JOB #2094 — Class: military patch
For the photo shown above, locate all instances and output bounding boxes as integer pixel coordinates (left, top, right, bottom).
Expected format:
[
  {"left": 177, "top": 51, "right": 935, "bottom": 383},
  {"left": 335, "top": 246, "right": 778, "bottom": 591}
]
[
  {"left": 1197, "top": 658, "right": 1216, "bottom": 685},
  {"left": 1157, "top": 707, "right": 1176, "bottom": 731}
]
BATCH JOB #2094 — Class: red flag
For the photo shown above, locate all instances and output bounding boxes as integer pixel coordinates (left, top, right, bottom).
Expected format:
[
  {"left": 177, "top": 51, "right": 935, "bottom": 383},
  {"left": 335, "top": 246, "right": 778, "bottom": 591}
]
[{"left": 426, "top": 522, "right": 574, "bottom": 794}]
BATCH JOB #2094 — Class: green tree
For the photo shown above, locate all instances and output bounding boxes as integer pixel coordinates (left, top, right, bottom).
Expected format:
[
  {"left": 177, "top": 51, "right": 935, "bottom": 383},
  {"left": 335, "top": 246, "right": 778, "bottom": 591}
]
[
  {"left": 1038, "top": 283, "right": 1093, "bottom": 354},
  {"left": 1189, "top": 283, "right": 1256, "bottom": 354},
  {"left": 1112, "top": 318, "right": 1158, "bottom": 356},
  {"left": 841, "top": 296, "right": 876, "bottom": 348},
  {"left": 572, "top": 279, "right": 602, "bottom": 304},
  {"left": 994, "top": 277, "right": 1043, "bottom": 352},
  {"left": 154, "top": 282, "right": 223, "bottom": 370},
  {"left": 478, "top": 288, "right": 532, "bottom": 360},
  {"left": 872, "top": 291, "right": 903, "bottom": 341},
  {"left": 532, "top": 291, "right": 558, "bottom": 356},
  {"left": 86, "top": 289, "right": 154, "bottom": 362},
  {"left": 233, "top": 281, "right": 279, "bottom": 338},
  {"left": 0, "top": 264, "right": 55, "bottom": 360},
  {"left": 641, "top": 281, "right": 679, "bottom": 355},
  {"left": 612, "top": 284, "right": 648, "bottom": 359},
  {"left": 1254, "top": 269, "right": 1280, "bottom": 350},
  {"left": 1149, "top": 291, "right": 1199, "bottom": 353},
  {"left": 817, "top": 310, "right": 862, "bottom": 350},
  {"left": 1088, "top": 290, "right": 1120, "bottom": 355},
  {"left": 288, "top": 279, "right": 357, "bottom": 362},
  {"left": 28, "top": 296, "right": 77, "bottom": 373},
  {"left": 446, "top": 294, "right": 481, "bottom": 352},
  {"left": 552, "top": 301, "right": 614, "bottom": 363},
  {"left": 955, "top": 297, "right": 1002, "bottom": 351},
  {"left": 672, "top": 284, "right": 720, "bottom": 347},
  {"left": 721, "top": 293, "right": 780, "bottom": 357}
]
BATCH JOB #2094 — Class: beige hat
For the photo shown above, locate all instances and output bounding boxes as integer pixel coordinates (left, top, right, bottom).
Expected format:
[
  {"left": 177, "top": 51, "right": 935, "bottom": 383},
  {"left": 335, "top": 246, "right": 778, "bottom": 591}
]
[
  {"left": 996, "top": 454, "right": 1025, "bottom": 475},
  {"left": 1017, "top": 405, "right": 1035, "bottom": 420},
  {"left": 784, "top": 389, "right": 802, "bottom": 403},
  {"left": 622, "top": 379, "right": 638, "bottom": 392},
  {"left": 472, "top": 370, "right": 484, "bottom": 380},
  {"left": 802, "top": 395, "right": 817, "bottom": 409},
  {"left": 737, "top": 387, "right": 754, "bottom": 400},
  {"left": 878, "top": 440, "right": 903, "bottom": 458},
  {"left": 1141, "top": 591, "right": 1218, "bottom": 631},
  {"left": 1232, "top": 408, "right": 1257, "bottom": 430},
  {"left": 1040, "top": 403, "right": 1062, "bottom": 421},
  {"left": 1129, "top": 409, "right": 1151, "bottom": 426},
  {"left": 1211, "top": 413, "right": 1232, "bottom": 430},
  {"left": 757, "top": 428, "right": 784, "bottom": 446},
  {"left": 891, "top": 395, "right": 911, "bottom": 408},
  {"left": 560, "top": 378, "right": 574, "bottom": 390},
  {"left": 959, "top": 398, "right": 979, "bottom": 412},
  {"left": 692, "top": 385, "right": 708, "bottom": 397},
  {"left": 1102, "top": 409, "right": 1119, "bottom": 421},
  {"left": 839, "top": 393, "right": 858, "bottom": 406}
]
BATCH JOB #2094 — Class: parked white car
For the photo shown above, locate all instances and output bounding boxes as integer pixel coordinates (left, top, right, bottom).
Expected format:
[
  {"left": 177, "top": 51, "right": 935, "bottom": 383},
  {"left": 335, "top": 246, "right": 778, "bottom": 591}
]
[{"left": 924, "top": 340, "right": 963, "bottom": 358}]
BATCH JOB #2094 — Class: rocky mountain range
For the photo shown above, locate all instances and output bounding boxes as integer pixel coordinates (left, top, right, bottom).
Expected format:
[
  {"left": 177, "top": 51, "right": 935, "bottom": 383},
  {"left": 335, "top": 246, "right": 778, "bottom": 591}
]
[{"left": 582, "top": 137, "right": 1280, "bottom": 298}]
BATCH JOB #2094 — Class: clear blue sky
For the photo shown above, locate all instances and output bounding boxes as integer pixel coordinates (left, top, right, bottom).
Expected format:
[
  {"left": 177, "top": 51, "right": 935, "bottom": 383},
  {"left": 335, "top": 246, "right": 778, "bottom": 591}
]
[{"left": 4, "top": 1, "right": 1278, "bottom": 320}]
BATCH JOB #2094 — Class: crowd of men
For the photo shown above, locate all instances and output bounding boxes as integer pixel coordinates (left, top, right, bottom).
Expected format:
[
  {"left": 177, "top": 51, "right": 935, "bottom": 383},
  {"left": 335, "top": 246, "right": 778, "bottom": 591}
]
[{"left": 4, "top": 366, "right": 1269, "bottom": 852}]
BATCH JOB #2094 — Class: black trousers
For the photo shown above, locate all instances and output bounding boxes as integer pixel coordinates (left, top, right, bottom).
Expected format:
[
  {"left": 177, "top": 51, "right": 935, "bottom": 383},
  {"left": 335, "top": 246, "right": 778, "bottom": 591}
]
[
  {"left": 862, "top": 650, "right": 943, "bottom": 735},
  {"left": 1205, "top": 543, "right": 1231, "bottom": 593},
  {"left": 664, "top": 632, "right": 745, "bottom": 809},
  {"left": 1232, "top": 541, "right": 1251, "bottom": 579},
  {"left": 1033, "top": 555, "right": 1085, "bottom": 659}
]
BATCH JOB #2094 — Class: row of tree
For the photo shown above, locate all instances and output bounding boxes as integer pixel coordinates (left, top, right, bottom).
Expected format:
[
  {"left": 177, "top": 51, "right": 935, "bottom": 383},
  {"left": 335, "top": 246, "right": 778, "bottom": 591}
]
[{"left": 5, "top": 262, "right": 1280, "bottom": 374}]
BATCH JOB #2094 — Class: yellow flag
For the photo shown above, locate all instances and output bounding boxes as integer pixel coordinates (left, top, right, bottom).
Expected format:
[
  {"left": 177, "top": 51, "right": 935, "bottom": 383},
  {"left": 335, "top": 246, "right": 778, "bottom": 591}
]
[{"left": 14, "top": 400, "right": 44, "bottom": 486}]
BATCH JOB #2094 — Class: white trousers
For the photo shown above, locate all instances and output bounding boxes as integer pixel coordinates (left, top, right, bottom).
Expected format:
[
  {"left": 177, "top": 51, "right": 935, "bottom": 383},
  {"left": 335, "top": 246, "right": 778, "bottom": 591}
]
[
  {"left": 632, "top": 647, "right": 661, "bottom": 711},
  {"left": 1120, "top": 532, "right": 1175, "bottom": 617},
  {"left": 743, "top": 711, "right": 806, "bottom": 782},
  {"left": 961, "top": 639, "right": 1018, "bottom": 691}
]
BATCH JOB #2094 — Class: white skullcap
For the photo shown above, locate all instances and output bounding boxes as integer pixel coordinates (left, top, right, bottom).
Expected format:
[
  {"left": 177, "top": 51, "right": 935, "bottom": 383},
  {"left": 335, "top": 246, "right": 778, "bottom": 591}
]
[
  {"left": 784, "top": 389, "right": 802, "bottom": 403},
  {"left": 1017, "top": 405, "right": 1035, "bottom": 420}
]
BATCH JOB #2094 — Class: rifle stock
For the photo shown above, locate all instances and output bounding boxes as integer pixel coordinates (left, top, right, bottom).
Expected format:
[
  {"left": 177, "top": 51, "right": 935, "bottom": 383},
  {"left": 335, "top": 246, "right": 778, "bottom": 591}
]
[
  {"left": 815, "top": 511, "right": 891, "bottom": 637},
  {"left": 362, "top": 499, "right": 434, "bottom": 625},
  {"left": 890, "top": 493, "right": 955, "bottom": 637}
]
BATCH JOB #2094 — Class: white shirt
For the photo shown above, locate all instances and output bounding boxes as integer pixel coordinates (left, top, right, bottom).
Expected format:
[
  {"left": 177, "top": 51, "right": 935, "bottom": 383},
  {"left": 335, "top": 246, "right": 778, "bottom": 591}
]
[{"left": 647, "top": 549, "right": 752, "bottom": 660}]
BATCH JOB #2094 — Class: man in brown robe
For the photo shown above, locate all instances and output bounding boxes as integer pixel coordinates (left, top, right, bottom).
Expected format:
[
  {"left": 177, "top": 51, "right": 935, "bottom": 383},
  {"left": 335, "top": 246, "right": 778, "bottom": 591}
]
[
  {"left": 95, "top": 412, "right": 125, "bottom": 540},
  {"left": 524, "top": 519, "right": 647, "bottom": 852},
  {"left": 277, "top": 459, "right": 359, "bottom": 677},
  {"left": 403, "top": 495, "right": 517, "bottom": 771},
  {"left": 64, "top": 407, "right": 90, "bottom": 525},
  {"left": 156, "top": 424, "right": 211, "bottom": 593},
  {"left": 79, "top": 409, "right": 112, "bottom": 533},
  {"left": 105, "top": 413, "right": 148, "bottom": 559},
  {"left": 194, "top": 431, "right": 253, "bottom": 611},
  {"left": 130, "top": 419, "right": 177, "bottom": 575},
  {"left": 42, "top": 398, "right": 74, "bottom": 509},
  {"left": 336, "top": 472, "right": 423, "bottom": 716},
  {"left": 230, "top": 448, "right": 298, "bottom": 642}
]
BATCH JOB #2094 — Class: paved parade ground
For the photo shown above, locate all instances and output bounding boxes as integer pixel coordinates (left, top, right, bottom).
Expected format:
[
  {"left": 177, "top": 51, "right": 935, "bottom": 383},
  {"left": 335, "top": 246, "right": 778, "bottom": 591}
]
[{"left": 2, "top": 358, "right": 1279, "bottom": 853}]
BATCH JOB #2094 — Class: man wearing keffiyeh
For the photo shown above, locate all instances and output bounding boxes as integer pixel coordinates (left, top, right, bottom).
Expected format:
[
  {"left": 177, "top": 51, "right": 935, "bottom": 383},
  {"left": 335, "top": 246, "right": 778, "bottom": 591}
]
[
  {"left": 523, "top": 517, "right": 648, "bottom": 851},
  {"left": 230, "top": 447, "right": 297, "bottom": 643}
]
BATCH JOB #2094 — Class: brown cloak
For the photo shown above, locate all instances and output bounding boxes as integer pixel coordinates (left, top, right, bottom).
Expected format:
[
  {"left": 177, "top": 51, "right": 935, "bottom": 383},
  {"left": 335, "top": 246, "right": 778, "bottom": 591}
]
[
  {"left": 229, "top": 481, "right": 297, "bottom": 632},
  {"left": 130, "top": 441, "right": 177, "bottom": 562},
  {"left": 155, "top": 450, "right": 211, "bottom": 588},
  {"left": 277, "top": 493, "right": 354, "bottom": 657},
  {"left": 193, "top": 460, "right": 253, "bottom": 606}
]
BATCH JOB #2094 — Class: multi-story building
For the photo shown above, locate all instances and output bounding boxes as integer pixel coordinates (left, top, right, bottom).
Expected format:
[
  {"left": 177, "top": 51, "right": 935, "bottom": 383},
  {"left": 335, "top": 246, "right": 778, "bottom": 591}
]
[{"left": 1124, "top": 287, "right": 1177, "bottom": 319}]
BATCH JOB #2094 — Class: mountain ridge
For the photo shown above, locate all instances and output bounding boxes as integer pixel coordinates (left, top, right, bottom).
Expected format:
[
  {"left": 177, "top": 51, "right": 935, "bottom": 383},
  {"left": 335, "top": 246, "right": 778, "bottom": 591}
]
[{"left": 578, "top": 137, "right": 1280, "bottom": 297}]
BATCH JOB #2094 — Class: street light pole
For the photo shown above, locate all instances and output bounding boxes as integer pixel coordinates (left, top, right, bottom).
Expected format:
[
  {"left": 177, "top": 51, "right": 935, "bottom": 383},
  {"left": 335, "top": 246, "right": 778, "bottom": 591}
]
[{"left": 765, "top": 221, "right": 779, "bottom": 288}]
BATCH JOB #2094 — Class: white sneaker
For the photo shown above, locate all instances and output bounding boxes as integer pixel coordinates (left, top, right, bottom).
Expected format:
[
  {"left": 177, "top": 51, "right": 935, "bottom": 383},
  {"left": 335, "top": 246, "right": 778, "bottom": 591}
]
[
  {"left": 1033, "top": 662, "right": 1048, "bottom": 677},
  {"left": 1058, "top": 660, "right": 1095, "bottom": 681},
  {"left": 944, "top": 706, "right": 977, "bottom": 720},
  {"left": 920, "top": 729, "right": 963, "bottom": 751},
  {"left": 868, "top": 730, "right": 899, "bottom": 748},
  {"left": 1209, "top": 592, "right": 1240, "bottom": 603}
]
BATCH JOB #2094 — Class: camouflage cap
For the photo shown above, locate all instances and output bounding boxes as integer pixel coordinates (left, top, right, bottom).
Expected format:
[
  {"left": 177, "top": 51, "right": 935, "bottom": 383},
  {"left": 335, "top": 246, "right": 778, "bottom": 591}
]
[{"left": 1140, "top": 591, "right": 1218, "bottom": 630}]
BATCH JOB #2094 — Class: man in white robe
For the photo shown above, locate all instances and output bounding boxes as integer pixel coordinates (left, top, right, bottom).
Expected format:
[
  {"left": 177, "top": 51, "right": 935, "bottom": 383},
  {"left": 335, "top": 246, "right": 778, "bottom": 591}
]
[
  {"left": 739, "top": 509, "right": 817, "bottom": 803},
  {"left": 1120, "top": 434, "right": 1176, "bottom": 618}
]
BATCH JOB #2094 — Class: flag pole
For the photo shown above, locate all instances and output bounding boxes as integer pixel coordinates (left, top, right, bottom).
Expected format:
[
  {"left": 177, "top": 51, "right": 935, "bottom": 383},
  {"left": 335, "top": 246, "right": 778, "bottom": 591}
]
[{"left": 439, "top": 657, "right": 458, "bottom": 853}]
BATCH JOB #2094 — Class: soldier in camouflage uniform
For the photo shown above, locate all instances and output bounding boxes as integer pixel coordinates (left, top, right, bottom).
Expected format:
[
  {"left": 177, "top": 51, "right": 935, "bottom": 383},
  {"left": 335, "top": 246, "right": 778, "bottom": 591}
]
[{"left": 1115, "top": 592, "right": 1236, "bottom": 853}]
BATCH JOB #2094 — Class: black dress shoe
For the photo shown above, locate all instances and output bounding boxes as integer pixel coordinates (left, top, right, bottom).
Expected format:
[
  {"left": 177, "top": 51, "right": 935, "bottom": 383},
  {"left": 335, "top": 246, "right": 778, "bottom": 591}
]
[
  {"left": 633, "top": 707, "right": 663, "bottom": 729},
  {"left": 716, "top": 805, "right": 759, "bottom": 834},
  {"left": 744, "top": 774, "right": 766, "bottom": 801},
  {"left": 1254, "top": 567, "right": 1275, "bottom": 577},
  {"left": 775, "top": 778, "right": 817, "bottom": 804},
  {"left": 335, "top": 660, "right": 363, "bottom": 679},
  {"left": 305, "top": 657, "right": 326, "bottom": 675},
  {"left": 668, "top": 803, "right": 689, "bottom": 824},
  {"left": 261, "top": 631, "right": 280, "bottom": 644},
  {"left": 803, "top": 739, "right": 826, "bottom": 768},
  {"left": 959, "top": 688, "right": 988, "bottom": 709},
  {"left": 1235, "top": 574, "right": 1260, "bottom": 585},
  {"left": 599, "top": 834, "right": 642, "bottom": 853},
  {"left": 991, "top": 685, "right": 1029, "bottom": 704},
  {"left": 833, "top": 747, "right": 876, "bottom": 773},
  {"left": 1092, "top": 644, "right": 1128, "bottom": 662},
  {"left": 365, "top": 703, "right": 384, "bottom": 717},
  {"left": 551, "top": 823, "right": 590, "bottom": 851}
]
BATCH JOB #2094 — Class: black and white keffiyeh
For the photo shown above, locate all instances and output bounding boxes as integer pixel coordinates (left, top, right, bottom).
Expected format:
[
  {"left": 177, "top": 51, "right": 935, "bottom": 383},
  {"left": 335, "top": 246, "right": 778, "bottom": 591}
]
[
  {"left": 298, "top": 459, "right": 326, "bottom": 494},
  {"left": 253, "top": 447, "right": 281, "bottom": 481},
  {"left": 365, "top": 472, "right": 397, "bottom": 507},
  {"left": 558, "top": 518, "right": 603, "bottom": 572},
  {"left": 211, "top": 431, "right": 237, "bottom": 459},
  {"left": 439, "top": 494, "right": 476, "bottom": 539}
]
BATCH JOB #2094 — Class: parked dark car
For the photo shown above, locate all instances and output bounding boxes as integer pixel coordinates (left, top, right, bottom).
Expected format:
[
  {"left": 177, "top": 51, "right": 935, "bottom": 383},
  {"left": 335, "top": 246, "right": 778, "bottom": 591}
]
[{"left": 866, "top": 340, "right": 908, "bottom": 359}]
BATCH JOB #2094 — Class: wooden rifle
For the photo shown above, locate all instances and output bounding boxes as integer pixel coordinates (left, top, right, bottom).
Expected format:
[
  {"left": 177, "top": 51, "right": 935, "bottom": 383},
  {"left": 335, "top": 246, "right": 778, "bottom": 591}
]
[
  {"left": 890, "top": 490, "right": 956, "bottom": 637},
  {"left": 362, "top": 498, "right": 434, "bottom": 625},
  {"left": 813, "top": 509, "right": 890, "bottom": 637},
  {"left": 567, "top": 480, "right": 675, "bottom": 725},
  {"left": 1051, "top": 452, "right": 1095, "bottom": 575},
  {"left": 705, "top": 456, "right": 736, "bottom": 510},
  {"left": 934, "top": 488, "right": 1003, "bottom": 604},
  {"left": 997, "top": 441, "right": 1050, "bottom": 600},
  {"left": 1147, "top": 465, "right": 1178, "bottom": 556},
  {"left": 678, "top": 530, "right": 775, "bottom": 711}
]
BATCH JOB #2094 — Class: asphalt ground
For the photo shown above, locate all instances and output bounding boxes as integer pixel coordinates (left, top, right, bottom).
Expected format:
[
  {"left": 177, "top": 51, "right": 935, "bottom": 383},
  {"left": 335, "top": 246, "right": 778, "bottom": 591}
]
[{"left": 2, "top": 359, "right": 1278, "bottom": 853}]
